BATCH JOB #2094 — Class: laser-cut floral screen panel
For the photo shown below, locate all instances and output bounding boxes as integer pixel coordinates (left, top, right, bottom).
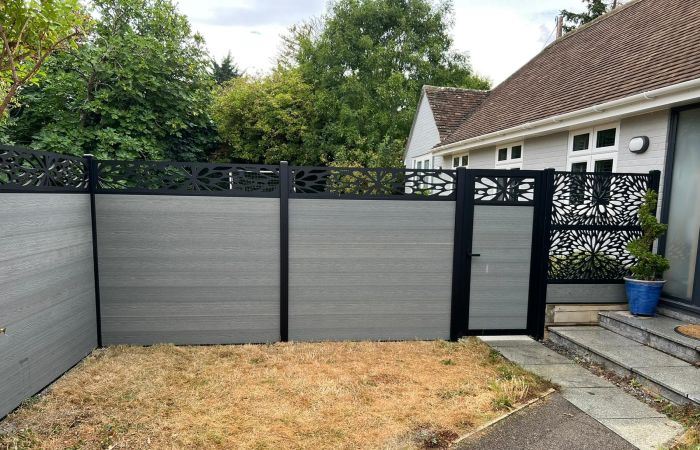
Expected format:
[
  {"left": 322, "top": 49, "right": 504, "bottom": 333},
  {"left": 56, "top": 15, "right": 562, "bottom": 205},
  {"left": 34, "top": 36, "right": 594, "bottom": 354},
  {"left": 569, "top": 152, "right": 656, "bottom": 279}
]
[
  {"left": 0, "top": 146, "right": 88, "bottom": 191},
  {"left": 290, "top": 166, "right": 456, "bottom": 199},
  {"left": 96, "top": 160, "right": 281, "bottom": 196},
  {"left": 548, "top": 172, "right": 653, "bottom": 282}
]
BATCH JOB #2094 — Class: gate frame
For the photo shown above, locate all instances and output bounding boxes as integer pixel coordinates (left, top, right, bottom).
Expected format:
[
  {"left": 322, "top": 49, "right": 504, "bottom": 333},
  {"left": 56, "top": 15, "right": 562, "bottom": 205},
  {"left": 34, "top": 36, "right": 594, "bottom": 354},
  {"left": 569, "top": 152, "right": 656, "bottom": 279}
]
[{"left": 449, "top": 168, "right": 553, "bottom": 341}]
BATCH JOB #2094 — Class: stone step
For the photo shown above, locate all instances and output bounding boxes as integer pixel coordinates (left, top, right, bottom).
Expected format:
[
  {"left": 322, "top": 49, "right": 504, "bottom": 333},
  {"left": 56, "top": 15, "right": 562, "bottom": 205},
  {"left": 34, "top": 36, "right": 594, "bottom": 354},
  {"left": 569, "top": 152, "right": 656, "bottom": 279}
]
[
  {"left": 658, "top": 305, "right": 700, "bottom": 324},
  {"left": 599, "top": 311, "right": 700, "bottom": 365},
  {"left": 549, "top": 326, "right": 700, "bottom": 406}
]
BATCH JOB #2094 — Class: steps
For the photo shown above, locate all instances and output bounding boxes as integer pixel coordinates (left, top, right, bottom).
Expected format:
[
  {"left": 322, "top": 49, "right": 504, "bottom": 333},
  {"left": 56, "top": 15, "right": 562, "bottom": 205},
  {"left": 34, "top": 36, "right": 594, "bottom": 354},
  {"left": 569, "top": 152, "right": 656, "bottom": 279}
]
[
  {"left": 549, "top": 310, "right": 700, "bottom": 406},
  {"left": 599, "top": 311, "right": 700, "bottom": 364}
]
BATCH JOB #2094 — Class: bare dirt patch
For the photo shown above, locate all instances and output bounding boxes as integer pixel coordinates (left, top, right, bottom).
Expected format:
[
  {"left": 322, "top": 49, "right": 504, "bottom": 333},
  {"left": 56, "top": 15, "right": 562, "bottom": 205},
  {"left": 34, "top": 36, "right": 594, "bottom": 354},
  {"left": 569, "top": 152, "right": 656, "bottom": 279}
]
[{"left": 0, "top": 339, "right": 551, "bottom": 449}]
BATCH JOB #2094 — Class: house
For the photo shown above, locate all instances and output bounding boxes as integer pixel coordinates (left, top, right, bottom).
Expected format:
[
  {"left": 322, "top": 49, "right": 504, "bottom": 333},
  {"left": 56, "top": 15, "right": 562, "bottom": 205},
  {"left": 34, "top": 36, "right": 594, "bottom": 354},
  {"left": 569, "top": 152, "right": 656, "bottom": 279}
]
[{"left": 404, "top": 0, "right": 700, "bottom": 316}]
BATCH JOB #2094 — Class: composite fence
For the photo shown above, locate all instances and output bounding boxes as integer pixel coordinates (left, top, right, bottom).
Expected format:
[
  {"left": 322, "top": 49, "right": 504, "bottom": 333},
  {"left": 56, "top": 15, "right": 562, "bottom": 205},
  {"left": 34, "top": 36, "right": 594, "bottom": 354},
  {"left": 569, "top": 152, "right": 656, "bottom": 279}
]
[{"left": 0, "top": 145, "right": 658, "bottom": 417}]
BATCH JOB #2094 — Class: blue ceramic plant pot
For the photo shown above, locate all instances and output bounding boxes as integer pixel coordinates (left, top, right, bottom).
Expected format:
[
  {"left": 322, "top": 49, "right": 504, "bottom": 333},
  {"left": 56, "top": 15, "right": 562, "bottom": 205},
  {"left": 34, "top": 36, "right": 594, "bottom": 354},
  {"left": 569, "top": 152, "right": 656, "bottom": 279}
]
[{"left": 624, "top": 277, "right": 665, "bottom": 316}]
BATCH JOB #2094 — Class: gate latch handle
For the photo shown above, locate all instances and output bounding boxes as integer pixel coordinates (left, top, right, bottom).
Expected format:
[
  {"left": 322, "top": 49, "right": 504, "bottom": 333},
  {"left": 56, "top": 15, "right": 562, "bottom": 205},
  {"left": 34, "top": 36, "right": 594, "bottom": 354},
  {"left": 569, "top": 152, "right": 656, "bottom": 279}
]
[{"left": 467, "top": 252, "right": 481, "bottom": 257}]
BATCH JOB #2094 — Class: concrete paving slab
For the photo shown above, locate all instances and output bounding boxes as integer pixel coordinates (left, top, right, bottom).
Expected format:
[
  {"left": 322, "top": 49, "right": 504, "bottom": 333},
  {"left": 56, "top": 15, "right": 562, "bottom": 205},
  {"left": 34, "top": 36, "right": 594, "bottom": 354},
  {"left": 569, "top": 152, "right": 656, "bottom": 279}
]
[
  {"left": 552, "top": 327, "right": 639, "bottom": 348},
  {"left": 561, "top": 387, "right": 665, "bottom": 419},
  {"left": 479, "top": 336, "right": 685, "bottom": 449},
  {"left": 478, "top": 335, "right": 533, "bottom": 343},
  {"left": 521, "top": 364, "right": 611, "bottom": 388},
  {"left": 495, "top": 345, "right": 574, "bottom": 366},
  {"left": 456, "top": 393, "right": 635, "bottom": 450},
  {"left": 634, "top": 366, "right": 700, "bottom": 400},
  {"left": 595, "top": 342, "right": 692, "bottom": 369},
  {"left": 599, "top": 417, "right": 685, "bottom": 450}
]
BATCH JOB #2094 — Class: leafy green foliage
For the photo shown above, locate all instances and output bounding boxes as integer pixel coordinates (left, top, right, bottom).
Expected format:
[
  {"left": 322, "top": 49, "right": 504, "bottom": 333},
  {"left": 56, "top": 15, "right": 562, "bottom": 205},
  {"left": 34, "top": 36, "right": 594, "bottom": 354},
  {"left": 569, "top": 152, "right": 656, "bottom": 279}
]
[
  {"left": 626, "top": 190, "right": 670, "bottom": 281},
  {"left": 561, "top": 0, "right": 615, "bottom": 33},
  {"left": 213, "top": 0, "right": 489, "bottom": 166},
  {"left": 0, "top": 0, "right": 89, "bottom": 118},
  {"left": 6, "top": 0, "right": 218, "bottom": 161},
  {"left": 212, "top": 52, "right": 240, "bottom": 85},
  {"left": 211, "top": 69, "right": 322, "bottom": 164}
]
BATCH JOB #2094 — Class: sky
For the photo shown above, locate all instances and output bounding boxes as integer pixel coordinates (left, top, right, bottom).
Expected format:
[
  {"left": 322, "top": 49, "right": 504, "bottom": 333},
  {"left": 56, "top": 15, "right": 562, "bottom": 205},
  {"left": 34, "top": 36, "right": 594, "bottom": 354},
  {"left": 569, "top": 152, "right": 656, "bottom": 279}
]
[{"left": 177, "top": 0, "right": 585, "bottom": 86}]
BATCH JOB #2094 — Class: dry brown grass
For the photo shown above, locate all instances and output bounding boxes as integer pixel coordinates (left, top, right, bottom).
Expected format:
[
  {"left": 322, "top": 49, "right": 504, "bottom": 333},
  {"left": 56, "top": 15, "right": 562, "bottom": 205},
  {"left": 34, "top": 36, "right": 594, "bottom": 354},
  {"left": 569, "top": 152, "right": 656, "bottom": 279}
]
[{"left": 0, "top": 339, "right": 551, "bottom": 449}]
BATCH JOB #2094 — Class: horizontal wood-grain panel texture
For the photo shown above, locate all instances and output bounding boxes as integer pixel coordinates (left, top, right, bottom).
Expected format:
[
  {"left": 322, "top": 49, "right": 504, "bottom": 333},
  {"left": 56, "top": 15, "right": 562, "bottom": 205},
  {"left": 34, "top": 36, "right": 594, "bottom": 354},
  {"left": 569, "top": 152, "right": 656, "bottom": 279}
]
[
  {"left": 96, "top": 195, "right": 280, "bottom": 345},
  {"left": 546, "top": 284, "right": 626, "bottom": 304},
  {"left": 0, "top": 193, "right": 96, "bottom": 418},
  {"left": 468, "top": 205, "right": 533, "bottom": 330},
  {"left": 289, "top": 199, "right": 454, "bottom": 341}
]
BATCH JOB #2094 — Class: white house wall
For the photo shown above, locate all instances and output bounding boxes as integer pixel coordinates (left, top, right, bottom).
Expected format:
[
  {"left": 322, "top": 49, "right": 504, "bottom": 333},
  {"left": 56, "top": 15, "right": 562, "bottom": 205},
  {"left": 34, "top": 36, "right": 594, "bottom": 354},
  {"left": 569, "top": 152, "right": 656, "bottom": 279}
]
[
  {"left": 432, "top": 110, "right": 670, "bottom": 176},
  {"left": 522, "top": 132, "right": 569, "bottom": 170},
  {"left": 404, "top": 95, "right": 441, "bottom": 166}
]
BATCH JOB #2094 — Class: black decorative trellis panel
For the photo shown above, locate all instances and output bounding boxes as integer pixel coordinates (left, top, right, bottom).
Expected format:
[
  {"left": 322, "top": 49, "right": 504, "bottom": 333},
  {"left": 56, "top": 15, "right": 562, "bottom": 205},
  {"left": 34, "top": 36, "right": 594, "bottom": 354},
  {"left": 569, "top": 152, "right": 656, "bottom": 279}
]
[
  {"left": 0, "top": 145, "right": 88, "bottom": 191},
  {"left": 473, "top": 174, "right": 536, "bottom": 204},
  {"left": 547, "top": 172, "right": 652, "bottom": 282},
  {"left": 96, "top": 160, "right": 280, "bottom": 196},
  {"left": 290, "top": 166, "right": 456, "bottom": 199}
]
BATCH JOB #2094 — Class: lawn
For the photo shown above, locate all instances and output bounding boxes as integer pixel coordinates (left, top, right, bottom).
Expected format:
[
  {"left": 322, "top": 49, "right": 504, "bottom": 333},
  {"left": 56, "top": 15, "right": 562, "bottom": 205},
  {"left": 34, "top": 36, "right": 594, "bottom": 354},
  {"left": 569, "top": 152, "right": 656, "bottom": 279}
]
[{"left": 0, "top": 339, "right": 551, "bottom": 449}]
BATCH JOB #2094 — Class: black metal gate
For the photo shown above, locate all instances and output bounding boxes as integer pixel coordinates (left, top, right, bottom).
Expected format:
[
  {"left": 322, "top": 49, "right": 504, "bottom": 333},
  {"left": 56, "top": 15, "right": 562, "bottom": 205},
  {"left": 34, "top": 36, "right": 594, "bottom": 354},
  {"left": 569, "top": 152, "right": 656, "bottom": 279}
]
[{"left": 450, "top": 169, "right": 552, "bottom": 340}]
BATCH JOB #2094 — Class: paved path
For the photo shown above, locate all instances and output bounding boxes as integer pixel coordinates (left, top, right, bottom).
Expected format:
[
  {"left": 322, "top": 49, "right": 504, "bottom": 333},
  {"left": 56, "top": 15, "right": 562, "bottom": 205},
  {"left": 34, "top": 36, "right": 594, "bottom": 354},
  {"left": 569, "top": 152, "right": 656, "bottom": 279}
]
[
  {"left": 455, "top": 392, "right": 636, "bottom": 450},
  {"left": 479, "top": 336, "right": 684, "bottom": 450}
]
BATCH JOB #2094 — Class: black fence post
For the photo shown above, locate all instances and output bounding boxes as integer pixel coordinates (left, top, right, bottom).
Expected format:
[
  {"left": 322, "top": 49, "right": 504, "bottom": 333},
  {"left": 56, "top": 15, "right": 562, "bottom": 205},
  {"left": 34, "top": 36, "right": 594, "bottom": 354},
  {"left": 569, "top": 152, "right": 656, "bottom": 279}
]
[
  {"left": 529, "top": 168, "right": 555, "bottom": 341},
  {"left": 450, "top": 167, "right": 470, "bottom": 341},
  {"left": 84, "top": 154, "right": 102, "bottom": 347},
  {"left": 280, "top": 161, "right": 290, "bottom": 342},
  {"left": 648, "top": 170, "right": 661, "bottom": 213}
]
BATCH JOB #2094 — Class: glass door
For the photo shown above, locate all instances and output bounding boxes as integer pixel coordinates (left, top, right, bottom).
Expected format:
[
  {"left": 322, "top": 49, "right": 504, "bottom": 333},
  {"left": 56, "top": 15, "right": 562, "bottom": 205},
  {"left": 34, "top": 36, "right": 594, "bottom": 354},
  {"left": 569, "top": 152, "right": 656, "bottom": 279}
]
[{"left": 662, "top": 106, "right": 700, "bottom": 308}]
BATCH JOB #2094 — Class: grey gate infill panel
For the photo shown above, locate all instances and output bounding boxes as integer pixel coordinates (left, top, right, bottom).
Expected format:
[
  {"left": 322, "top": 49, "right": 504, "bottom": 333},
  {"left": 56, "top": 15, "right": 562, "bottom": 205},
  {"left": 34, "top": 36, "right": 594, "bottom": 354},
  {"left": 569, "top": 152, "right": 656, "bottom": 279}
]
[
  {"left": 0, "top": 193, "right": 97, "bottom": 419},
  {"left": 468, "top": 205, "right": 534, "bottom": 330},
  {"left": 96, "top": 195, "right": 280, "bottom": 345},
  {"left": 289, "top": 199, "right": 455, "bottom": 341}
]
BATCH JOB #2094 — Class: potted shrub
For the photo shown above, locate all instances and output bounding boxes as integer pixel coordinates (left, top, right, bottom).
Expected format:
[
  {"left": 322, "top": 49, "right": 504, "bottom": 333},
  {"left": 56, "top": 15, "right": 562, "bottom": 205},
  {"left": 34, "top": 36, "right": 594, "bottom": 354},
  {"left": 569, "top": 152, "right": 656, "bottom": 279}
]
[{"left": 625, "top": 190, "right": 670, "bottom": 316}]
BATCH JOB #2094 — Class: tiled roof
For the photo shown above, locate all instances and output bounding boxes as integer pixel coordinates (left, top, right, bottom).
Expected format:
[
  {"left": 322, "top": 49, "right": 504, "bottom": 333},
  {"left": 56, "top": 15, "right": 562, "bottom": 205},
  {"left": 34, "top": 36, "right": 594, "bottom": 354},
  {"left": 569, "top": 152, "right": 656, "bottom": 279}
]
[
  {"left": 440, "top": 0, "right": 700, "bottom": 146},
  {"left": 423, "top": 86, "right": 489, "bottom": 139}
]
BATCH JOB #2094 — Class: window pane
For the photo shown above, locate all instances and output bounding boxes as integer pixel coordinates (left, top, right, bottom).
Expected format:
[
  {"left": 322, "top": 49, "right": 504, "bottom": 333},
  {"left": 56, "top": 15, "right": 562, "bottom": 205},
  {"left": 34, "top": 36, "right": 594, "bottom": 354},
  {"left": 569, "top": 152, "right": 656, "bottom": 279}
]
[
  {"left": 462, "top": 155, "right": 469, "bottom": 166},
  {"left": 572, "top": 133, "right": 590, "bottom": 151},
  {"left": 453, "top": 157, "right": 460, "bottom": 168},
  {"left": 665, "top": 107, "right": 700, "bottom": 301},
  {"left": 594, "top": 159, "right": 613, "bottom": 172},
  {"left": 424, "top": 159, "right": 430, "bottom": 169},
  {"left": 511, "top": 145, "right": 522, "bottom": 159},
  {"left": 596, "top": 128, "right": 616, "bottom": 148},
  {"left": 570, "top": 162, "right": 587, "bottom": 204},
  {"left": 417, "top": 161, "right": 422, "bottom": 169},
  {"left": 571, "top": 162, "right": 587, "bottom": 172},
  {"left": 498, "top": 148, "right": 508, "bottom": 161}
]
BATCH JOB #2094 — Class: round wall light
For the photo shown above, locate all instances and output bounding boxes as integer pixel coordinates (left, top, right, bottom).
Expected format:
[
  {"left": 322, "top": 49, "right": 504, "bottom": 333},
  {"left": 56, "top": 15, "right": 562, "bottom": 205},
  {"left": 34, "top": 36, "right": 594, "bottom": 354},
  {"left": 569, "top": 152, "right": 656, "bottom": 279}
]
[{"left": 629, "top": 136, "right": 650, "bottom": 153}]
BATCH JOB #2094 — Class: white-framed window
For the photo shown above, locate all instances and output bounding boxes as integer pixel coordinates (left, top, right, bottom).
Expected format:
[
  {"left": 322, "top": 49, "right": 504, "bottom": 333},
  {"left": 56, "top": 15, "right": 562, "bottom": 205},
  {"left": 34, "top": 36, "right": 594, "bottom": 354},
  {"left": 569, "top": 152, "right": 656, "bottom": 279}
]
[
  {"left": 495, "top": 142, "right": 523, "bottom": 169},
  {"left": 451, "top": 153, "right": 469, "bottom": 168},
  {"left": 413, "top": 157, "right": 431, "bottom": 169},
  {"left": 566, "top": 123, "right": 619, "bottom": 172}
]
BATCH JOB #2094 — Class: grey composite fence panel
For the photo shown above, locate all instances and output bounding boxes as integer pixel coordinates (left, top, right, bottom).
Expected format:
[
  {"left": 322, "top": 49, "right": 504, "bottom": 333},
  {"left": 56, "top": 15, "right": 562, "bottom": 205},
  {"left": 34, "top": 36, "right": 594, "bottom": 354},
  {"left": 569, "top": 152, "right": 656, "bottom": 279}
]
[
  {"left": 468, "top": 205, "right": 534, "bottom": 330},
  {"left": 96, "top": 195, "right": 280, "bottom": 345},
  {"left": 289, "top": 199, "right": 455, "bottom": 341},
  {"left": 0, "top": 193, "right": 96, "bottom": 418},
  {"left": 547, "top": 284, "right": 626, "bottom": 304}
]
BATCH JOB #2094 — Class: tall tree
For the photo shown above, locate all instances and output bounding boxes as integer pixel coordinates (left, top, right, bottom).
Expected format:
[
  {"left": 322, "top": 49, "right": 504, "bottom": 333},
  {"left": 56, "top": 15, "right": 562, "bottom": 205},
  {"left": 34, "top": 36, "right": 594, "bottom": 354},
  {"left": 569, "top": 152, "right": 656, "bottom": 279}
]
[
  {"left": 214, "top": 0, "right": 489, "bottom": 167},
  {"left": 212, "top": 52, "right": 240, "bottom": 84},
  {"left": 8, "top": 0, "right": 218, "bottom": 161},
  {"left": 211, "top": 69, "right": 322, "bottom": 164},
  {"left": 0, "top": 0, "right": 89, "bottom": 119},
  {"left": 561, "top": 0, "right": 618, "bottom": 32}
]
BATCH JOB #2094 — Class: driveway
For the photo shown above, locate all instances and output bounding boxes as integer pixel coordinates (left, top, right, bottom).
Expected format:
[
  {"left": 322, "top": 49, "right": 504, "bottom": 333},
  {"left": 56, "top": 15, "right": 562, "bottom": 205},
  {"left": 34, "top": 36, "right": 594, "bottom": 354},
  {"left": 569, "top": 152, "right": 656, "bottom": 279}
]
[{"left": 455, "top": 393, "right": 635, "bottom": 450}]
